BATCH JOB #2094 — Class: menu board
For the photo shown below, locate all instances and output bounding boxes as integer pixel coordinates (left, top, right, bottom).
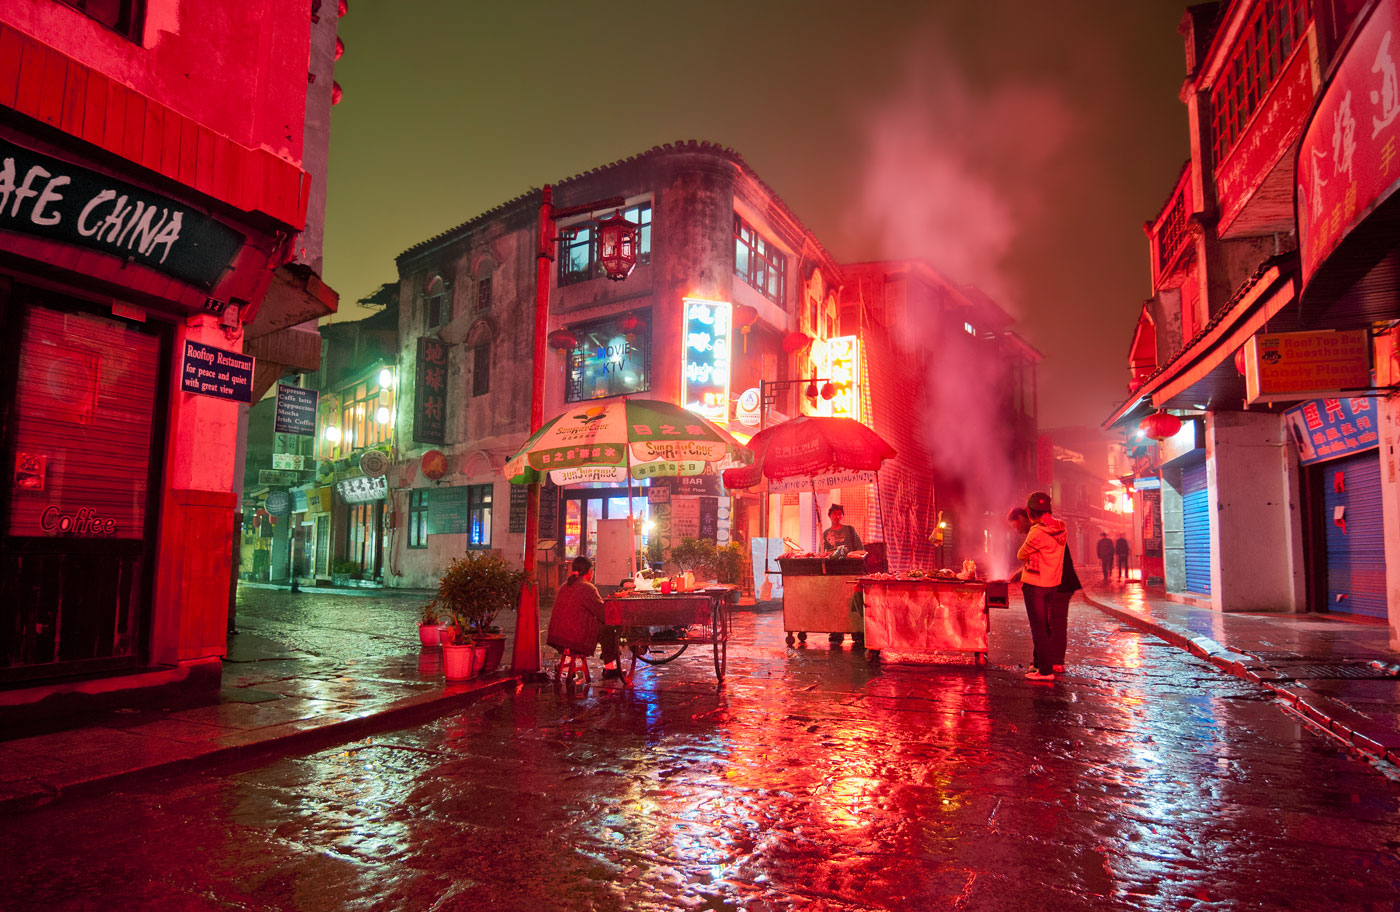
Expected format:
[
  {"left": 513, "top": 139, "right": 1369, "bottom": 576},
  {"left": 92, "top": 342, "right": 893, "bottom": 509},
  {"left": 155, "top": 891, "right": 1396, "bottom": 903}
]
[
  {"left": 427, "top": 486, "right": 471, "bottom": 535},
  {"left": 509, "top": 484, "right": 528, "bottom": 534}
]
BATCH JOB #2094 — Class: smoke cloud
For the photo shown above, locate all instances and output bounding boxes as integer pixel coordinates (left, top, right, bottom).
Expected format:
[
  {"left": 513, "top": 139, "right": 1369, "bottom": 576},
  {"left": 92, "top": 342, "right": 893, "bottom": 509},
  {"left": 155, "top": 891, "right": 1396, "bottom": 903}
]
[{"left": 851, "top": 40, "right": 1076, "bottom": 577}]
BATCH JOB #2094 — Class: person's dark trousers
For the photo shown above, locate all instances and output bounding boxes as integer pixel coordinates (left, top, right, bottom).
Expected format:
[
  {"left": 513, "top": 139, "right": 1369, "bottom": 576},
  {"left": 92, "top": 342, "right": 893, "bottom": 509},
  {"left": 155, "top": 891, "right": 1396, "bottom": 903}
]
[
  {"left": 599, "top": 627, "right": 620, "bottom": 664},
  {"left": 1100, "top": 557, "right": 1112, "bottom": 581},
  {"left": 1022, "top": 583, "right": 1056, "bottom": 675},
  {"left": 1047, "top": 589, "right": 1071, "bottom": 669},
  {"left": 1116, "top": 555, "right": 1128, "bottom": 579}
]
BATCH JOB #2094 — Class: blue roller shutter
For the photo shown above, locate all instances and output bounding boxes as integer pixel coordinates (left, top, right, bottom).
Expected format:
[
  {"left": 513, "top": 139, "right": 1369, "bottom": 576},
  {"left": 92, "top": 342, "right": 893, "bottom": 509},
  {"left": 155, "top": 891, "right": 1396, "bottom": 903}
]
[
  {"left": 1182, "top": 461, "right": 1211, "bottom": 595},
  {"left": 1323, "top": 451, "right": 1385, "bottom": 618}
]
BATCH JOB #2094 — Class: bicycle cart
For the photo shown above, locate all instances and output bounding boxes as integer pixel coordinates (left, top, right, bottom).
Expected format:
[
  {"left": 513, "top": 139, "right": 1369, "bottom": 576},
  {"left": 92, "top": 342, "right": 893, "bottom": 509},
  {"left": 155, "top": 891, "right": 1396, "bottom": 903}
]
[
  {"left": 603, "top": 589, "right": 734, "bottom": 685},
  {"left": 856, "top": 577, "right": 996, "bottom": 665}
]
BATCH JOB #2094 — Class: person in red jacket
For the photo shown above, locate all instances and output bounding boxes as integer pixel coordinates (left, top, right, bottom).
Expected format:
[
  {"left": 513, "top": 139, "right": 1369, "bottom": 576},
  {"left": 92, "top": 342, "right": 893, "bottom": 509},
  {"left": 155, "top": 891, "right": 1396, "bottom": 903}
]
[
  {"left": 545, "top": 556, "right": 622, "bottom": 680},
  {"left": 1016, "top": 491, "right": 1068, "bottom": 681}
]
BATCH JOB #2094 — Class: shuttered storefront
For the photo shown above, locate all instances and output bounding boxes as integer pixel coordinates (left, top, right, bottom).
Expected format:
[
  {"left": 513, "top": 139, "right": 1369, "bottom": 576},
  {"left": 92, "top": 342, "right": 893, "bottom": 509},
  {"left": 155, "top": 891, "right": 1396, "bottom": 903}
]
[
  {"left": 1182, "top": 461, "right": 1212, "bottom": 595},
  {"left": 1323, "top": 451, "right": 1385, "bottom": 618}
]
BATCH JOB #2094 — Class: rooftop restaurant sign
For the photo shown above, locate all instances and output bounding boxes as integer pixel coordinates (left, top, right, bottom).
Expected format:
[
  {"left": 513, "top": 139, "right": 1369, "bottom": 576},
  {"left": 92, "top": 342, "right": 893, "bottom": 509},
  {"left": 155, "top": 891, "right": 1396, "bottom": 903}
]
[
  {"left": 1243, "top": 329, "right": 1371, "bottom": 405},
  {"left": 0, "top": 139, "right": 245, "bottom": 288},
  {"left": 1297, "top": 0, "right": 1400, "bottom": 286}
]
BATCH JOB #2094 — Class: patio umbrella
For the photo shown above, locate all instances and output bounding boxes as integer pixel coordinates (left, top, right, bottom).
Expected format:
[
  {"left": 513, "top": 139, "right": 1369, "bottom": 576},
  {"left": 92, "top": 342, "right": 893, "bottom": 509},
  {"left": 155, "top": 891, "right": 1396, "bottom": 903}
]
[
  {"left": 720, "top": 416, "right": 895, "bottom": 489},
  {"left": 504, "top": 398, "right": 751, "bottom": 576}
]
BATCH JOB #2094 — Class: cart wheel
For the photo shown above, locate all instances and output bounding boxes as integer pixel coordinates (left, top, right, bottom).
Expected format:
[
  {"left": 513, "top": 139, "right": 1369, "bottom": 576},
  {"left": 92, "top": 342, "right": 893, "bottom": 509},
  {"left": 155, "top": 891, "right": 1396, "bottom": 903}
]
[
  {"left": 852, "top": 632, "right": 865, "bottom": 647},
  {"left": 865, "top": 649, "right": 881, "bottom": 662},
  {"left": 828, "top": 633, "right": 844, "bottom": 645},
  {"left": 636, "top": 643, "right": 688, "bottom": 666},
  {"left": 975, "top": 652, "right": 988, "bottom": 666},
  {"left": 797, "top": 632, "right": 808, "bottom": 643},
  {"left": 714, "top": 637, "right": 727, "bottom": 683},
  {"left": 785, "top": 633, "right": 795, "bottom": 646}
]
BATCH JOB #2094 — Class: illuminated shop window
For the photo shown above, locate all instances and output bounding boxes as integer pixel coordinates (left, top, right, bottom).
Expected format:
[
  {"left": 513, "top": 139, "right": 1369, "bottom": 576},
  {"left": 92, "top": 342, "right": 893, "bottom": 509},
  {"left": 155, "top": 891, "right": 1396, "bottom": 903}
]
[
  {"left": 565, "top": 313, "right": 652, "bottom": 402},
  {"left": 1210, "top": 0, "right": 1311, "bottom": 166},
  {"left": 560, "top": 203, "right": 652, "bottom": 285},
  {"left": 734, "top": 215, "right": 786, "bottom": 305},
  {"left": 467, "top": 484, "right": 493, "bottom": 549}
]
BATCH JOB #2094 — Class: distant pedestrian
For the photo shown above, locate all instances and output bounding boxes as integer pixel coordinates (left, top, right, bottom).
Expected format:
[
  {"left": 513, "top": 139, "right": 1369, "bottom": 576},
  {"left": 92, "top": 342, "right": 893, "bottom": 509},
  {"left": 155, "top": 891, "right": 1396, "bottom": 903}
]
[
  {"left": 1115, "top": 534, "right": 1130, "bottom": 581},
  {"left": 1016, "top": 492, "right": 1069, "bottom": 682},
  {"left": 1095, "top": 532, "right": 1114, "bottom": 582}
]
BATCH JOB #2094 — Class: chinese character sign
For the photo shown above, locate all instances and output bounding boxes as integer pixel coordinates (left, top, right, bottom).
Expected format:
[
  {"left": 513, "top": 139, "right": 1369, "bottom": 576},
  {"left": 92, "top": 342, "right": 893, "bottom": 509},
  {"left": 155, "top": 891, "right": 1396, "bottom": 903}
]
[
  {"left": 1297, "top": 1, "right": 1400, "bottom": 284},
  {"left": 1284, "top": 395, "right": 1379, "bottom": 465},
  {"left": 823, "top": 335, "right": 861, "bottom": 421},
  {"left": 414, "top": 337, "right": 448, "bottom": 444},
  {"left": 681, "top": 298, "right": 731, "bottom": 420}
]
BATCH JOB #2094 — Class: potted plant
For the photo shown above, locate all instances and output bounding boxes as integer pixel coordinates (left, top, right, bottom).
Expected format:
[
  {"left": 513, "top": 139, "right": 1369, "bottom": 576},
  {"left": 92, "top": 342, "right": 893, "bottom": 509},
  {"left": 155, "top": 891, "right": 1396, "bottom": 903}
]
[
  {"left": 331, "top": 559, "right": 362, "bottom": 586},
  {"left": 645, "top": 536, "right": 667, "bottom": 572},
  {"left": 419, "top": 600, "right": 448, "bottom": 647},
  {"left": 436, "top": 552, "right": 526, "bottom": 677}
]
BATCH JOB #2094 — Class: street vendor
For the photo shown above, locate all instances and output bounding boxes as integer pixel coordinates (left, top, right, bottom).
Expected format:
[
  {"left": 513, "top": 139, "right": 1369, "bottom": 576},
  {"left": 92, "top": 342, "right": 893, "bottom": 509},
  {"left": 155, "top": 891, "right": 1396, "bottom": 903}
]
[
  {"left": 545, "top": 556, "right": 622, "bottom": 680},
  {"left": 821, "top": 503, "right": 862, "bottom": 554}
]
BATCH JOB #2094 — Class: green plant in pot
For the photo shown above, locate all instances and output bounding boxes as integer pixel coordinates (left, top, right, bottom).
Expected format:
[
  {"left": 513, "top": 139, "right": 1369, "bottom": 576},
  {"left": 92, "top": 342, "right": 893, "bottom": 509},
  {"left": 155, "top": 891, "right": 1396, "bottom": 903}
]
[
  {"left": 418, "top": 600, "right": 449, "bottom": 647},
  {"left": 436, "top": 552, "right": 525, "bottom": 675}
]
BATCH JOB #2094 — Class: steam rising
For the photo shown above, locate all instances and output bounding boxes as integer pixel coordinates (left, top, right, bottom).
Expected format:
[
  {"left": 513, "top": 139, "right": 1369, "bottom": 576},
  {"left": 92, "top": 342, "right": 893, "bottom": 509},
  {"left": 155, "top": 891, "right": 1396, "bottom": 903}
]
[{"left": 852, "top": 46, "right": 1074, "bottom": 577}]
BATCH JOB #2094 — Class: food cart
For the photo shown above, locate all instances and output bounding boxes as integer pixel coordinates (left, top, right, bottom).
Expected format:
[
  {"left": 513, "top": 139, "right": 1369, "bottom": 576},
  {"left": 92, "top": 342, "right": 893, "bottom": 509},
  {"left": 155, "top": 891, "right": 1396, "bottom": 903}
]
[
  {"left": 856, "top": 575, "right": 1007, "bottom": 665},
  {"left": 603, "top": 588, "right": 734, "bottom": 685},
  {"left": 776, "top": 551, "right": 882, "bottom": 646}
]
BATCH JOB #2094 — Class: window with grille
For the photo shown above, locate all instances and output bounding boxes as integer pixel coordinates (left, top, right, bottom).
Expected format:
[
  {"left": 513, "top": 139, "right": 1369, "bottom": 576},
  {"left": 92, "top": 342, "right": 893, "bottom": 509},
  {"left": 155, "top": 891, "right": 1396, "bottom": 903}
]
[
  {"left": 424, "top": 276, "right": 449, "bottom": 329},
  {"left": 1210, "top": 0, "right": 1312, "bottom": 167},
  {"left": 408, "top": 490, "right": 429, "bottom": 549},
  {"left": 734, "top": 215, "right": 787, "bottom": 305},
  {"left": 472, "top": 342, "right": 490, "bottom": 396},
  {"left": 476, "top": 277, "right": 492, "bottom": 312},
  {"left": 560, "top": 203, "right": 652, "bottom": 285}
]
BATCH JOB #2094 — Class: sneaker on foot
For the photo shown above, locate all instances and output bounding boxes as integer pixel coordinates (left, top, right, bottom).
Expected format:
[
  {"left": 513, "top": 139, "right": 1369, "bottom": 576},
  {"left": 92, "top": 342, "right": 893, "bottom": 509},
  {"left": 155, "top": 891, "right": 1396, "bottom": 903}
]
[
  {"left": 1024, "top": 670, "right": 1055, "bottom": 681},
  {"left": 1052, "top": 665, "right": 1065, "bottom": 674}
]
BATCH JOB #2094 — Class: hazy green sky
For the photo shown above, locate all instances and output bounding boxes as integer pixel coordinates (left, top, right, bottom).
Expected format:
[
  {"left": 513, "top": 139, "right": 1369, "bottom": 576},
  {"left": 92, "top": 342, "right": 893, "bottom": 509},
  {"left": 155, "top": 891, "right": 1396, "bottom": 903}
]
[{"left": 325, "top": 0, "right": 1191, "bottom": 428}]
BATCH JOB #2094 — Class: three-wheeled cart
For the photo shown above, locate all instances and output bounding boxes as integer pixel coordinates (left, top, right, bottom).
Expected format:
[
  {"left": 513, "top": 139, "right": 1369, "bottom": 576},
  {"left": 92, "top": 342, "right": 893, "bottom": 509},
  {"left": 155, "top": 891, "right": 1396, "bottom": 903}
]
[
  {"left": 777, "top": 555, "right": 869, "bottom": 646},
  {"left": 856, "top": 577, "right": 996, "bottom": 665},
  {"left": 603, "top": 588, "right": 734, "bottom": 685}
]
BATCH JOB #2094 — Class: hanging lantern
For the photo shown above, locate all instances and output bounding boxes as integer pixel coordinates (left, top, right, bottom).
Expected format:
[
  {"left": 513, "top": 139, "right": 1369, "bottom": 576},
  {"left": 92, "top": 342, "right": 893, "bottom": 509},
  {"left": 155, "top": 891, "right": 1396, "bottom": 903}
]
[
  {"left": 334, "top": 36, "right": 345, "bottom": 60},
  {"left": 595, "top": 211, "right": 639, "bottom": 281},
  {"left": 618, "top": 313, "right": 643, "bottom": 342},
  {"left": 804, "top": 380, "right": 819, "bottom": 399},
  {"left": 338, "top": 0, "right": 349, "bottom": 15},
  {"left": 547, "top": 329, "right": 578, "bottom": 354},
  {"left": 782, "top": 331, "right": 813, "bottom": 354},
  {"left": 1139, "top": 411, "right": 1183, "bottom": 440},
  {"left": 733, "top": 303, "right": 758, "bottom": 351},
  {"left": 1233, "top": 346, "right": 1248, "bottom": 376},
  {"left": 331, "top": 81, "right": 343, "bottom": 105},
  {"left": 819, "top": 381, "right": 836, "bottom": 400}
]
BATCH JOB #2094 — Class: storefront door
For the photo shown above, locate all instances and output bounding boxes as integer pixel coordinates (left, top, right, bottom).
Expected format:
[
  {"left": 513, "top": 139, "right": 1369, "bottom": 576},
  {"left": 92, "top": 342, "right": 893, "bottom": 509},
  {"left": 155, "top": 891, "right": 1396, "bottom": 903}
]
[
  {"left": 1182, "top": 461, "right": 1211, "bottom": 595},
  {"left": 563, "top": 488, "right": 647, "bottom": 559},
  {"left": 0, "top": 292, "right": 167, "bottom": 683},
  {"left": 1322, "top": 451, "right": 1385, "bottom": 618}
]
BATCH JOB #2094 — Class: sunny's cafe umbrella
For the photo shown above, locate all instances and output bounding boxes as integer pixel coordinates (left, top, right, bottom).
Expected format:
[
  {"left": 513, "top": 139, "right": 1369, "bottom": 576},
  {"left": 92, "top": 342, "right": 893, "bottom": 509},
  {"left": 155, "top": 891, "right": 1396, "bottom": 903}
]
[{"left": 504, "top": 397, "right": 751, "bottom": 574}]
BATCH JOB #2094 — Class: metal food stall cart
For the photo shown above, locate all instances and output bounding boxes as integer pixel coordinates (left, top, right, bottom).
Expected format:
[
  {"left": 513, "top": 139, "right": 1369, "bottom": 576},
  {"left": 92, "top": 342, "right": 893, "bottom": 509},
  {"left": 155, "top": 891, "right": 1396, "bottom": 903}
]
[
  {"left": 603, "top": 588, "right": 735, "bottom": 685},
  {"left": 856, "top": 577, "right": 1008, "bottom": 665},
  {"left": 776, "top": 551, "right": 883, "bottom": 645}
]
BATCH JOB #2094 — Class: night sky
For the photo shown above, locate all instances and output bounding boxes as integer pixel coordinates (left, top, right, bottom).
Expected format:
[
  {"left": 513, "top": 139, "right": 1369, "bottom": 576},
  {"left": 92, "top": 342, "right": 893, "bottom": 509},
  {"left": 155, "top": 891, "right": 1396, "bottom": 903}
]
[{"left": 325, "top": 0, "right": 1191, "bottom": 429}]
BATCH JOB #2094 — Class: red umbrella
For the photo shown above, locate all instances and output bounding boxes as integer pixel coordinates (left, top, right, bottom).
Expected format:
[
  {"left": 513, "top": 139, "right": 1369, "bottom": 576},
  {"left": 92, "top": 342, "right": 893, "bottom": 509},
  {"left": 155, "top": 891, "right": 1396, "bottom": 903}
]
[{"left": 722, "top": 416, "right": 896, "bottom": 489}]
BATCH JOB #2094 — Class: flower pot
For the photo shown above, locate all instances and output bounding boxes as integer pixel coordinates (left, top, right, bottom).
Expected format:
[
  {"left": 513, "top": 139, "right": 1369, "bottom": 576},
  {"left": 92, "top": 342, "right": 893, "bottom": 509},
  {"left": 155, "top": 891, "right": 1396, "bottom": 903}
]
[
  {"left": 418, "top": 624, "right": 441, "bottom": 647},
  {"left": 472, "top": 641, "right": 491, "bottom": 675},
  {"left": 442, "top": 642, "right": 478, "bottom": 680},
  {"left": 437, "top": 624, "right": 458, "bottom": 645},
  {"left": 477, "top": 634, "right": 506, "bottom": 674}
]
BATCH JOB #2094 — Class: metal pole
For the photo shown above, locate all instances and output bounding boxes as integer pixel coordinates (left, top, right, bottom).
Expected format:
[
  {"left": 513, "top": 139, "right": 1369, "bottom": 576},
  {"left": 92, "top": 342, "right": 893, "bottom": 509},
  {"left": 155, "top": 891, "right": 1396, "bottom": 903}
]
[{"left": 512, "top": 185, "right": 554, "bottom": 676}]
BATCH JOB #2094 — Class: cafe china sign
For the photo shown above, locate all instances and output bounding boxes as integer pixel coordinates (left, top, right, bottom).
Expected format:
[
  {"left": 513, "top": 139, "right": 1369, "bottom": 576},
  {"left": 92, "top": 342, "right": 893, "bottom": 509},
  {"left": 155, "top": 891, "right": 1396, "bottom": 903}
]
[{"left": 0, "top": 138, "right": 244, "bottom": 288}]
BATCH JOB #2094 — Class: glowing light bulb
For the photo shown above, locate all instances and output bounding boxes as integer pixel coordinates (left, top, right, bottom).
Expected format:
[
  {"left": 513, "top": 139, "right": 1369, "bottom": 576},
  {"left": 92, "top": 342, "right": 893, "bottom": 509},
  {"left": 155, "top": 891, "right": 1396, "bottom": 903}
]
[
  {"left": 376, "top": 406, "right": 391, "bottom": 424},
  {"left": 324, "top": 426, "right": 341, "bottom": 443},
  {"left": 379, "top": 368, "right": 394, "bottom": 388}
]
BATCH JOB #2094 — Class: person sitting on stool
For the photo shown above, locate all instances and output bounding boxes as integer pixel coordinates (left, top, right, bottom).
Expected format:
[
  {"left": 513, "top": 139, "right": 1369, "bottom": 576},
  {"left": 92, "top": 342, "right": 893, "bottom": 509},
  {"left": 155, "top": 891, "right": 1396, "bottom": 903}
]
[{"left": 546, "top": 555, "right": 622, "bottom": 680}]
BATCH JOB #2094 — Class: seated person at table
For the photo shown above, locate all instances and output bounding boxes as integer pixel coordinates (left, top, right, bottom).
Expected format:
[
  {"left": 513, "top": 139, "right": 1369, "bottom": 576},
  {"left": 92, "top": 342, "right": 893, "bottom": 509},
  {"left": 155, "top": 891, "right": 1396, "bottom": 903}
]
[
  {"left": 545, "top": 555, "right": 621, "bottom": 679},
  {"left": 821, "top": 503, "right": 862, "bottom": 555}
]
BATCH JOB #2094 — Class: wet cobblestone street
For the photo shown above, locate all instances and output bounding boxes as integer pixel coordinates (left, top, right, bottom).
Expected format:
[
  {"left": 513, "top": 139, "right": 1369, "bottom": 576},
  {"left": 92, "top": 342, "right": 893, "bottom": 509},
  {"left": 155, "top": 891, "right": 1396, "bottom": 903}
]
[{"left": 4, "top": 597, "right": 1400, "bottom": 910}]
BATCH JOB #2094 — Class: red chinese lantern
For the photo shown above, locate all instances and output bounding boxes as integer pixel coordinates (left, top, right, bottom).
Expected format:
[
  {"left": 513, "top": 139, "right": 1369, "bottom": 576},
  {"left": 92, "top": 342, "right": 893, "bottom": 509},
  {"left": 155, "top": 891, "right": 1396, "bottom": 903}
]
[
  {"left": 334, "top": 36, "right": 345, "bottom": 60},
  {"left": 547, "top": 329, "right": 578, "bottom": 354},
  {"left": 331, "top": 81, "right": 343, "bottom": 105},
  {"left": 1139, "top": 411, "right": 1183, "bottom": 440},
  {"left": 1233, "top": 346, "right": 1248, "bottom": 376},
  {"left": 595, "top": 211, "right": 640, "bottom": 281},
  {"left": 618, "top": 314, "right": 643, "bottom": 341},
  {"left": 734, "top": 303, "right": 758, "bottom": 351},
  {"left": 782, "top": 331, "right": 812, "bottom": 354},
  {"left": 338, "top": 0, "right": 348, "bottom": 15}
]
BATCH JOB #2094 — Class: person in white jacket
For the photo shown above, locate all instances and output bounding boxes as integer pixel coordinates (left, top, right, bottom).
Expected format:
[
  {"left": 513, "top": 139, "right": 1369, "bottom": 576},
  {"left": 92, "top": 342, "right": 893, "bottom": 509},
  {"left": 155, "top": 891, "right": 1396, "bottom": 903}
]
[{"left": 1016, "top": 491, "right": 1068, "bottom": 681}]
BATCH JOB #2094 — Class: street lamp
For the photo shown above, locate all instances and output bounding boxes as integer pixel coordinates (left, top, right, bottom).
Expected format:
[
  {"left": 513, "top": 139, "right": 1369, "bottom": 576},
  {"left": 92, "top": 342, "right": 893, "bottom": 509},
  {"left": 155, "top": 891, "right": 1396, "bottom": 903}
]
[{"left": 514, "top": 185, "right": 632, "bottom": 677}]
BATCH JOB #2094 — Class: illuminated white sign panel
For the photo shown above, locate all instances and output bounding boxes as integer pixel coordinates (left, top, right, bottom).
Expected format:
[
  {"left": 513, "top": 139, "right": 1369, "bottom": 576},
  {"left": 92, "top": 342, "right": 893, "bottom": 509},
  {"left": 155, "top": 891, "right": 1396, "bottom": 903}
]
[
  {"left": 681, "top": 298, "right": 731, "bottom": 420},
  {"left": 824, "top": 335, "right": 860, "bottom": 421}
]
